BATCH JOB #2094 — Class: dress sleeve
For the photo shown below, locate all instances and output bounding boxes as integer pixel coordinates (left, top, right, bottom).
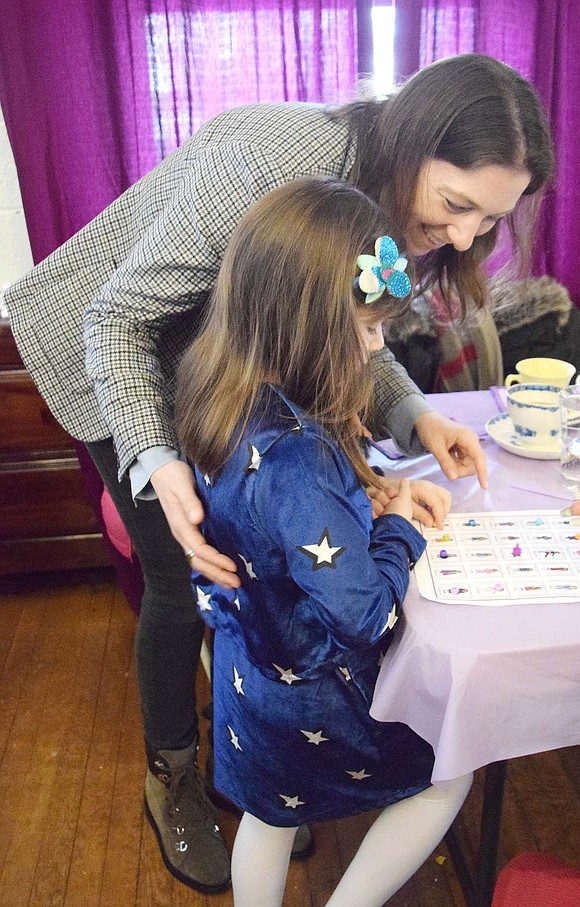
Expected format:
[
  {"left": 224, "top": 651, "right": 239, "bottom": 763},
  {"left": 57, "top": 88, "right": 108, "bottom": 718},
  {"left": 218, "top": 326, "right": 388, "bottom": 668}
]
[{"left": 251, "top": 432, "right": 426, "bottom": 654}]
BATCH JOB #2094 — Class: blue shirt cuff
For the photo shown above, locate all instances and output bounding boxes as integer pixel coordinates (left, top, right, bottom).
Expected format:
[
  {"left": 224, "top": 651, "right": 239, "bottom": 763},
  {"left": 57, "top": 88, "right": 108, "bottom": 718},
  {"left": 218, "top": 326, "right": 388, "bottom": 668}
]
[{"left": 130, "top": 446, "right": 180, "bottom": 500}]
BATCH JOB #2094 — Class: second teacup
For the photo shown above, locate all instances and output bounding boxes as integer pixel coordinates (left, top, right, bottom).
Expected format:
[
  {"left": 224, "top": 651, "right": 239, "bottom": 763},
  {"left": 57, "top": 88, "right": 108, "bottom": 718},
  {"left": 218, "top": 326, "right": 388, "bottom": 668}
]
[
  {"left": 506, "top": 383, "right": 561, "bottom": 449},
  {"left": 505, "top": 357, "right": 576, "bottom": 388}
]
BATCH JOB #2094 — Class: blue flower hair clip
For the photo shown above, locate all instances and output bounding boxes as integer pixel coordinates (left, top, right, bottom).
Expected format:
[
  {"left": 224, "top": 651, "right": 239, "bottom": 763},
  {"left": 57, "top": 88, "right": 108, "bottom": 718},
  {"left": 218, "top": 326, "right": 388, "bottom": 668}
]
[{"left": 354, "top": 235, "right": 412, "bottom": 303}]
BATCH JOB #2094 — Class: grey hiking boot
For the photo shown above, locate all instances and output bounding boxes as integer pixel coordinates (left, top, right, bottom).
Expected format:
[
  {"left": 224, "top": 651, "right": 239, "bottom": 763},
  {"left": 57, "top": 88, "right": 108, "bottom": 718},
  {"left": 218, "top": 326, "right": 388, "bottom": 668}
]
[{"left": 144, "top": 738, "right": 231, "bottom": 892}]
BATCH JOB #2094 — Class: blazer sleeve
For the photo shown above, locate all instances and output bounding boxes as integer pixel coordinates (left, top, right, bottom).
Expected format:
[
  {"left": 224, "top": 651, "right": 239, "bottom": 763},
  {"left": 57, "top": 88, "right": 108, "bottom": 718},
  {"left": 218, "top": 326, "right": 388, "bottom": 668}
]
[
  {"left": 83, "top": 141, "right": 288, "bottom": 478},
  {"left": 368, "top": 346, "right": 433, "bottom": 453}
]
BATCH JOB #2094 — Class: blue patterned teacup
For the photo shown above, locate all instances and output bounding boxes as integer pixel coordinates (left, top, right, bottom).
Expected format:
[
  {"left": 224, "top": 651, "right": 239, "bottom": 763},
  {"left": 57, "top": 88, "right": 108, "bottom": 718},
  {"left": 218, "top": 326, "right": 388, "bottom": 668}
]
[{"left": 506, "top": 383, "right": 561, "bottom": 449}]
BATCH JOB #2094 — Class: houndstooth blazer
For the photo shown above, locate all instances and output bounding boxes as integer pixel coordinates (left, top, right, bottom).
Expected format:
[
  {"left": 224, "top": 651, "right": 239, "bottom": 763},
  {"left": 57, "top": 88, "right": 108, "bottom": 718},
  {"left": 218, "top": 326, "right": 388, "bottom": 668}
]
[{"left": 6, "top": 102, "right": 429, "bottom": 479}]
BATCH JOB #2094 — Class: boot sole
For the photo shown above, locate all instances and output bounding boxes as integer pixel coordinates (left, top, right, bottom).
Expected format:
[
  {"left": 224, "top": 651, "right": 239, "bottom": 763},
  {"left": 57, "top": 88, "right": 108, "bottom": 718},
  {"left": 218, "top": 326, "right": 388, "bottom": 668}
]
[{"left": 144, "top": 797, "right": 231, "bottom": 893}]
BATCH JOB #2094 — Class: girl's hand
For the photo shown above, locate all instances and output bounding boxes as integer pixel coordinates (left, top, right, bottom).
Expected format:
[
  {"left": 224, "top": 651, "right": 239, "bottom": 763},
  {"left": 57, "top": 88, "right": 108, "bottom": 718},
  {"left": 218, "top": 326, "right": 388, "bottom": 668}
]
[
  {"left": 383, "top": 478, "right": 414, "bottom": 523},
  {"left": 354, "top": 414, "right": 373, "bottom": 439},
  {"left": 151, "top": 459, "right": 240, "bottom": 589},
  {"left": 367, "top": 475, "right": 451, "bottom": 528}
]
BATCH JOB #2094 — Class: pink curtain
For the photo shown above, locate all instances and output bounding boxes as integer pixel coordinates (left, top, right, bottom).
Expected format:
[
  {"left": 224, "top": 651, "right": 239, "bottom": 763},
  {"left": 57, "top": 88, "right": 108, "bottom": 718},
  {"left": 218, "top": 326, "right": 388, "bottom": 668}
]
[{"left": 393, "top": 0, "right": 580, "bottom": 306}]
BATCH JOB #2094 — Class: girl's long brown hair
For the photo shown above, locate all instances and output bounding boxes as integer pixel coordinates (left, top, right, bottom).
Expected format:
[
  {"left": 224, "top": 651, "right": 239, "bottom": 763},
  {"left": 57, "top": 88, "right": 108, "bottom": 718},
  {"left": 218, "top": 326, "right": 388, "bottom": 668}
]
[
  {"left": 337, "top": 53, "right": 554, "bottom": 313},
  {"left": 175, "top": 177, "right": 409, "bottom": 487}
]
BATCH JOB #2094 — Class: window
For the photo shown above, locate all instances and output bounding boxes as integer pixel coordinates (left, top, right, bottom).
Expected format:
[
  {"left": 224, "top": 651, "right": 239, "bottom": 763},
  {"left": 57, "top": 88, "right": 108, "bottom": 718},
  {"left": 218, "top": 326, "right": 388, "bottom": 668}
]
[
  {"left": 145, "top": 2, "right": 358, "bottom": 159},
  {"left": 371, "top": 3, "right": 396, "bottom": 95}
]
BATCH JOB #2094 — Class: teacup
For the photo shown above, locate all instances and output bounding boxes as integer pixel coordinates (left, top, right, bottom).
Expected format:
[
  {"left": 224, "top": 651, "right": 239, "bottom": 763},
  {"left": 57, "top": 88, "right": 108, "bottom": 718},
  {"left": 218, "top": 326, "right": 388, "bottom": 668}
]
[
  {"left": 506, "top": 383, "right": 561, "bottom": 449},
  {"left": 505, "top": 357, "right": 576, "bottom": 388}
]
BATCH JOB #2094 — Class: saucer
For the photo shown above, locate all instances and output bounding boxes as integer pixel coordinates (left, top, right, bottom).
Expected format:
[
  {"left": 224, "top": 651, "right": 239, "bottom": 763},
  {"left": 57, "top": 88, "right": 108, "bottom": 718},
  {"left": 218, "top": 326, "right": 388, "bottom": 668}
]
[{"left": 485, "top": 412, "right": 560, "bottom": 460}]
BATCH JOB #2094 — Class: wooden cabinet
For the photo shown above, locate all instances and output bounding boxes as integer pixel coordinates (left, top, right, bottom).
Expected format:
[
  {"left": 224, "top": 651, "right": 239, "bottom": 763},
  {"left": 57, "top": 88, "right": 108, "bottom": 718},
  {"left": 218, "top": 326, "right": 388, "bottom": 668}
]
[{"left": 0, "top": 319, "right": 110, "bottom": 574}]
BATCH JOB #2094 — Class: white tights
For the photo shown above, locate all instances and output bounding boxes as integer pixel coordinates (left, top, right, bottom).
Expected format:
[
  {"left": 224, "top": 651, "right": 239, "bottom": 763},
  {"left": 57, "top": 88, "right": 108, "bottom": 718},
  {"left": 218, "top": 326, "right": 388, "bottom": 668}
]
[{"left": 230, "top": 773, "right": 473, "bottom": 907}]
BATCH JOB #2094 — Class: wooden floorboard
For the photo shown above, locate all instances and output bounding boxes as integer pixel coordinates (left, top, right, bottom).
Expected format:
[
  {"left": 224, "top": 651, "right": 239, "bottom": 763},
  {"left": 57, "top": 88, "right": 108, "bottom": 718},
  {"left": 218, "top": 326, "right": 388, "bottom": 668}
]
[{"left": 0, "top": 570, "right": 578, "bottom": 906}]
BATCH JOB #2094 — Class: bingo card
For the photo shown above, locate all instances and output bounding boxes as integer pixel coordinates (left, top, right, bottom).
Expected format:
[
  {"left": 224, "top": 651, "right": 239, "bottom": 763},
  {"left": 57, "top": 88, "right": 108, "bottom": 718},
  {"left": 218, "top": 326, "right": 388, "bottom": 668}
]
[{"left": 414, "top": 510, "right": 580, "bottom": 606}]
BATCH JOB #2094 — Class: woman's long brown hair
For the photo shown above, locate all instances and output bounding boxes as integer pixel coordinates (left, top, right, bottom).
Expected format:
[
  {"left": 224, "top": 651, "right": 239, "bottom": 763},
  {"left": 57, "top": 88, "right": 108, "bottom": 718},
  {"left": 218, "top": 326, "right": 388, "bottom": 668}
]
[
  {"left": 336, "top": 53, "right": 554, "bottom": 313},
  {"left": 175, "top": 177, "right": 409, "bottom": 487}
]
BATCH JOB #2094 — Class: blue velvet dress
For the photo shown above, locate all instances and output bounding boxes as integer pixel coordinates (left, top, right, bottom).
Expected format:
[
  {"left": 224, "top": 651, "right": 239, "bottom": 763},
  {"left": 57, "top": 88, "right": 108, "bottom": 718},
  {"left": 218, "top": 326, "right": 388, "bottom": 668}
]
[{"left": 191, "top": 386, "right": 434, "bottom": 825}]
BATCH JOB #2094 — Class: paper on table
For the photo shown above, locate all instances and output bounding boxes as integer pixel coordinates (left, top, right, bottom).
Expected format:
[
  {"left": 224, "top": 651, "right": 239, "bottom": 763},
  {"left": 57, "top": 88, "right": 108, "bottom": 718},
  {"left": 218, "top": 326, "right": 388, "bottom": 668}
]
[{"left": 414, "top": 510, "right": 580, "bottom": 606}]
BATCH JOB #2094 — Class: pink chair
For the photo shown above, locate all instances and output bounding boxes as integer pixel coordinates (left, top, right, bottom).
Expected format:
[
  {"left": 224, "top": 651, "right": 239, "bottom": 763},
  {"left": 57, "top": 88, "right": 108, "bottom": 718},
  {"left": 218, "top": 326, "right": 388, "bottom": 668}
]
[
  {"left": 492, "top": 853, "right": 580, "bottom": 907},
  {"left": 101, "top": 485, "right": 134, "bottom": 560}
]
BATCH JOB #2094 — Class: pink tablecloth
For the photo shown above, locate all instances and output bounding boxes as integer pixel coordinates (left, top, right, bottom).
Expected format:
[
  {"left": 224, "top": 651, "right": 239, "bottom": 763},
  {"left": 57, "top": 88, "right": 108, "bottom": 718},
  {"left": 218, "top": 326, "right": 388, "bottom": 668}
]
[{"left": 369, "top": 391, "right": 580, "bottom": 782}]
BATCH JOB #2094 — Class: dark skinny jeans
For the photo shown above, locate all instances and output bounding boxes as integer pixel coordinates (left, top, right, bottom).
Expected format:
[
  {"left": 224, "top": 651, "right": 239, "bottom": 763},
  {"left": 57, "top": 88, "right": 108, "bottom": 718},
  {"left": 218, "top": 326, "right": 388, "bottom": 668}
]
[{"left": 87, "top": 437, "right": 204, "bottom": 752}]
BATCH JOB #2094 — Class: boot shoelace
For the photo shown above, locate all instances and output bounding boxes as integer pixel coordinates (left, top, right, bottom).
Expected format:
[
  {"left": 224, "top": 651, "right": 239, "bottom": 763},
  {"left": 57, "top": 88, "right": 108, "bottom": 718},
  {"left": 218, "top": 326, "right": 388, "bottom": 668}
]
[{"left": 167, "top": 762, "right": 221, "bottom": 837}]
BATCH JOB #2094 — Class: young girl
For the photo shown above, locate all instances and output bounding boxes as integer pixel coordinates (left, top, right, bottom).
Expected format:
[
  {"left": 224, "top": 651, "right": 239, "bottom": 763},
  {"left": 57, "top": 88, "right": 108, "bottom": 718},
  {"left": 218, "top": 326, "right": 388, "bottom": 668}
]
[{"left": 175, "top": 176, "right": 472, "bottom": 906}]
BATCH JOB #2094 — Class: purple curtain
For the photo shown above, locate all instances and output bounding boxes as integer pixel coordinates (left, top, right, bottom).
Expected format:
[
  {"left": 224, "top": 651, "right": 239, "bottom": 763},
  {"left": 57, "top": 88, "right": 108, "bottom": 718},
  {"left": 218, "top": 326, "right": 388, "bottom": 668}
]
[
  {"left": 0, "top": 0, "right": 358, "bottom": 606},
  {"left": 0, "top": 0, "right": 358, "bottom": 262},
  {"left": 393, "top": 0, "right": 580, "bottom": 306}
]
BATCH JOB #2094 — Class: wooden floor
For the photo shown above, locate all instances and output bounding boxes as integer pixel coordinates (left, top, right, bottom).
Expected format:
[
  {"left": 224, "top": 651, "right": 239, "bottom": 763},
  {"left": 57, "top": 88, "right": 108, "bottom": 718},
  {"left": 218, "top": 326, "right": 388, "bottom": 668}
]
[{"left": 1, "top": 569, "right": 578, "bottom": 907}]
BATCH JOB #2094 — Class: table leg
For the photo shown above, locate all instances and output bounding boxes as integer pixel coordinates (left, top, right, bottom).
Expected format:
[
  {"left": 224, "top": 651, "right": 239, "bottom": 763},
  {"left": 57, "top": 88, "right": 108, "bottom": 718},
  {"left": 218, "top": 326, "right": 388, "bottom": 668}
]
[
  {"left": 444, "top": 760, "right": 508, "bottom": 907},
  {"left": 475, "top": 760, "right": 507, "bottom": 907}
]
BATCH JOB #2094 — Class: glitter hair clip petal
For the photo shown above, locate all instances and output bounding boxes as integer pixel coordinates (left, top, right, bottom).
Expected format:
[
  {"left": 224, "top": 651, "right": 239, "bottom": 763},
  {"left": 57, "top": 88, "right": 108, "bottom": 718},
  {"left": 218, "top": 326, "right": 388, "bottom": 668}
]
[{"left": 354, "top": 235, "right": 412, "bottom": 303}]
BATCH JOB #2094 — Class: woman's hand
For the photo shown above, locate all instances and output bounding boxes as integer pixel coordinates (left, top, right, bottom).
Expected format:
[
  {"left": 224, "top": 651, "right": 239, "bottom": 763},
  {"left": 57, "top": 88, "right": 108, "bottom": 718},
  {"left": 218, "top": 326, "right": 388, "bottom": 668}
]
[
  {"left": 367, "top": 475, "right": 451, "bottom": 528},
  {"left": 150, "top": 459, "right": 240, "bottom": 589},
  {"left": 414, "top": 411, "right": 488, "bottom": 489}
]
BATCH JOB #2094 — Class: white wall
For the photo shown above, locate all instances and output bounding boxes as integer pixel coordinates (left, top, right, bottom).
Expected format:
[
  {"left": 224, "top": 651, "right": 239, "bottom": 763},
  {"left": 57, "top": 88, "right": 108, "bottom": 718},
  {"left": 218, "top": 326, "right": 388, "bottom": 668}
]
[{"left": 0, "top": 103, "right": 33, "bottom": 317}]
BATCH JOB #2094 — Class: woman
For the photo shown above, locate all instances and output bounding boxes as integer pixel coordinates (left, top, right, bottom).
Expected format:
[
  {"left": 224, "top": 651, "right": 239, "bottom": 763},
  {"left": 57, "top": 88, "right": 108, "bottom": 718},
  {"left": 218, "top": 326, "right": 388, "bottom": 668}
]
[{"left": 5, "top": 53, "right": 554, "bottom": 892}]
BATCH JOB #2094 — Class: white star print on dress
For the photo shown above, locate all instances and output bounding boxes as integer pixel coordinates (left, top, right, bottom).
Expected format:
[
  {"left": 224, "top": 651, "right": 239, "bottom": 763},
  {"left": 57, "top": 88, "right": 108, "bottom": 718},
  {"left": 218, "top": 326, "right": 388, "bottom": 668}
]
[
  {"left": 300, "top": 729, "right": 329, "bottom": 745},
  {"left": 196, "top": 587, "right": 212, "bottom": 611},
  {"left": 203, "top": 473, "right": 212, "bottom": 486},
  {"left": 279, "top": 794, "right": 305, "bottom": 808},
  {"left": 239, "top": 554, "right": 258, "bottom": 579},
  {"left": 273, "top": 664, "right": 301, "bottom": 684},
  {"left": 298, "top": 528, "right": 345, "bottom": 570},
  {"left": 233, "top": 666, "right": 245, "bottom": 695},
  {"left": 339, "top": 666, "right": 352, "bottom": 682},
  {"left": 346, "top": 769, "right": 372, "bottom": 780},
  {"left": 227, "top": 726, "right": 242, "bottom": 751},
  {"left": 233, "top": 595, "right": 241, "bottom": 611},
  {"left": 246, "top": 443, "right": 262, "bottom": 471}
]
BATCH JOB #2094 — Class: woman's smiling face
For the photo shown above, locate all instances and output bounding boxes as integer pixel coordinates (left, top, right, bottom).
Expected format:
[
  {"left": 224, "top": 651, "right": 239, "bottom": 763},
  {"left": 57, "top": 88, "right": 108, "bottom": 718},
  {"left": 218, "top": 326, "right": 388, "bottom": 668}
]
[{"left": 405, "top": 160, "right": 531, "bottom": 256}]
